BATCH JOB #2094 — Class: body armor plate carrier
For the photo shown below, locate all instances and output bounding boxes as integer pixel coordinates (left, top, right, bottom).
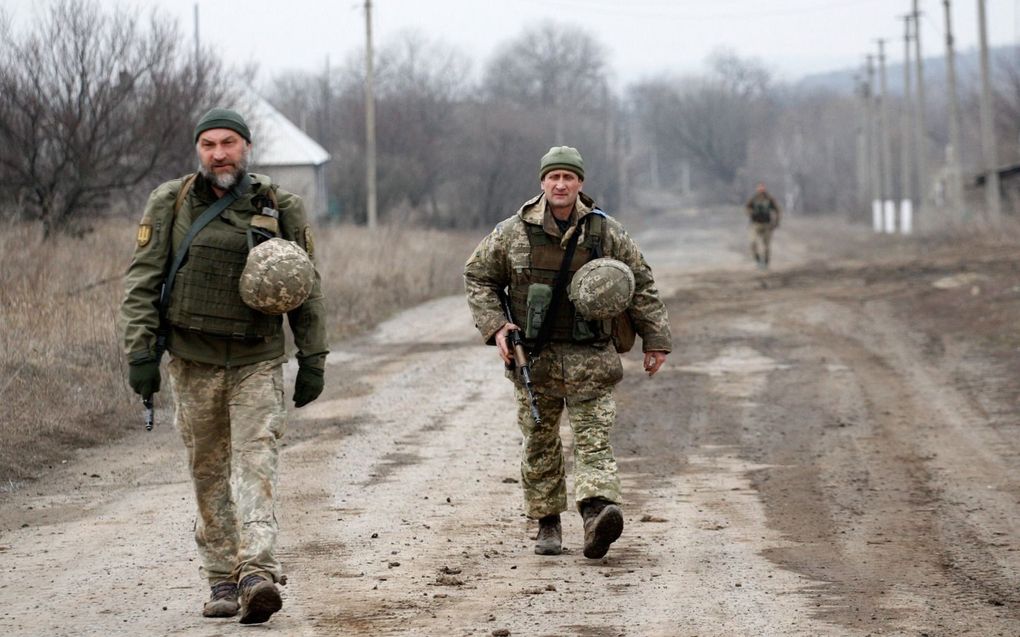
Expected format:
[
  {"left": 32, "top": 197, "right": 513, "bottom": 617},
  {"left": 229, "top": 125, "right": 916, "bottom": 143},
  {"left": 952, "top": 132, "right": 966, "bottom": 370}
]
[
  {"left": 509, "top": 212, "right": 612, "bottom": 346},
  {"left": 167, "top": 217, "right": 282, "bottom": 339}
]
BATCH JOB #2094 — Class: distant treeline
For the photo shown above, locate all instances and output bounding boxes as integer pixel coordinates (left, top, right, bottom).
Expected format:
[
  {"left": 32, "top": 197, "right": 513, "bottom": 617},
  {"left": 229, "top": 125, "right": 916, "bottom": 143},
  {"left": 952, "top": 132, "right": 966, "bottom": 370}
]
[{"left": 4, "top": 0, "right": 1020, "bottom": 237}]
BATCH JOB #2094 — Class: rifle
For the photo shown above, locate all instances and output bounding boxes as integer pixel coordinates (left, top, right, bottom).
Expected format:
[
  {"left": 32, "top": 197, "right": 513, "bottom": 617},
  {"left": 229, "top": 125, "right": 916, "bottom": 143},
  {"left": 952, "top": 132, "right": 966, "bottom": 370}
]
[{"left": 497, "top": 289, "right": 542, "bottom": 425}]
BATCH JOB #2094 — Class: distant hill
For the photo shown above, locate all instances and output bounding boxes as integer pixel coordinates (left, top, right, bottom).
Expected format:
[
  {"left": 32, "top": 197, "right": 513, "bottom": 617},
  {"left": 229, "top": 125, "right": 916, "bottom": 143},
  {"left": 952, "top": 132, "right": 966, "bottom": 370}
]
[{"left": 797, "top": 44, "right": 1020, "bottom": 94}]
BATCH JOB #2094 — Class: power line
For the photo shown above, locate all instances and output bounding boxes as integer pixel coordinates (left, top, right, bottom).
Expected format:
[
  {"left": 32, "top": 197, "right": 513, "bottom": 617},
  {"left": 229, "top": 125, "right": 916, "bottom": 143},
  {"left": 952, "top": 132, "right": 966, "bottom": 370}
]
[{"left": 515, "top": 0, "right": 889, "bottom": 21}]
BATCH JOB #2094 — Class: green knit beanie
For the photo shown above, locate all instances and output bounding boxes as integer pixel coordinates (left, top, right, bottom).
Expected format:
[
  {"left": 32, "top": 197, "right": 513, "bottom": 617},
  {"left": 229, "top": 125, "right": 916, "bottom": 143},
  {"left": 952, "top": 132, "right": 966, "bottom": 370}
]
[
  {"left": 540, "top": 146, "right": 584, "bottom": 180},
  {"left": 194, "top": 108, "right": 252, "bottom": 143}
]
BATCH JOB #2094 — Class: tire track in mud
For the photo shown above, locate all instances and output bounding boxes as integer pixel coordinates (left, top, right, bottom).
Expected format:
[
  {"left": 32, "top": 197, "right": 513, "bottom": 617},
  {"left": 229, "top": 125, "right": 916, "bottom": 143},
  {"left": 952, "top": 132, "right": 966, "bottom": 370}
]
[{"left": 651, "top": 268, "right": 1020, "bottom": 636}]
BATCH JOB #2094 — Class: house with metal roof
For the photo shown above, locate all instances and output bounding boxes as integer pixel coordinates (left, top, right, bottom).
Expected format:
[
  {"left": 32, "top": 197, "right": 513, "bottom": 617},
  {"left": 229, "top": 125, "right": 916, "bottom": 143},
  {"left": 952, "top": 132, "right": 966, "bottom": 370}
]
[{"left": 248, "top": 95, "right": 331, "bottom": 218}]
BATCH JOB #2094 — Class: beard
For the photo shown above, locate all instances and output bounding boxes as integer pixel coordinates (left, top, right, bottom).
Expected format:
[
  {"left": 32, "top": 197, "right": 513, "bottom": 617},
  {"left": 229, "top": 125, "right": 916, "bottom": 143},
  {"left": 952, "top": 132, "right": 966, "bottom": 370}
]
[{"left": 198, "top": 146, "right": 250, "bottom": 190}]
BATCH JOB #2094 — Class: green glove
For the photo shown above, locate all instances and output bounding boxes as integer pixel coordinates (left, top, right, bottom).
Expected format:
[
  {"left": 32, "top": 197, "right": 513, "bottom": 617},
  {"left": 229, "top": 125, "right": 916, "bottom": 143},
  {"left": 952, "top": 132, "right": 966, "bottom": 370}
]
[
  {"left": 293, "top": 365, "right": 324, "bottom": 408},
  {"left": 128, "top": 358, "right": 161, "bottom": 398}
]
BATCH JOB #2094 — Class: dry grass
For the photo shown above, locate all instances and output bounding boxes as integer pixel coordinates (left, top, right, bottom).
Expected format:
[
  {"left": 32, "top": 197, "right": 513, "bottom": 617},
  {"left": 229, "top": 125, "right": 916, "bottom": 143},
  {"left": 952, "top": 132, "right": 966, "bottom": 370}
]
[
  {"left": 0, "top": 220, "right": 479, "bottom": 486},
  {"left": 313, "top": 224, "right": 478, "bottom": 341}
]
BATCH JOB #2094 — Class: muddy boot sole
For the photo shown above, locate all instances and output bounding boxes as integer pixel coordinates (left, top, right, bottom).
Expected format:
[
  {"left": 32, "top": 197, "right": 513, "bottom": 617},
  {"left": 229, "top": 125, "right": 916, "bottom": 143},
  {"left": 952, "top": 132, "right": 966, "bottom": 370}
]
[
  {"left": 238, "top": 582, "right": 282, "bottom": 624},
  {"left": 583, "top": 504, "right": 623, "bottom": 559}
]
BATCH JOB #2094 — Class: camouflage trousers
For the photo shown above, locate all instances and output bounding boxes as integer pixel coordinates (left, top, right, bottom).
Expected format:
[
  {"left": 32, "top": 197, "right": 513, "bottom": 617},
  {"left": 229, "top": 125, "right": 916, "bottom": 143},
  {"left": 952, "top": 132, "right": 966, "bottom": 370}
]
[
  {"left": 750, "top": 222, "right": 774, "bottom": 264},
  {"left": 167, "top": 356, "right": 287, "bottom": 586},
  {"left": 514, "top": 386, "right": 621, "bottom": 518}
]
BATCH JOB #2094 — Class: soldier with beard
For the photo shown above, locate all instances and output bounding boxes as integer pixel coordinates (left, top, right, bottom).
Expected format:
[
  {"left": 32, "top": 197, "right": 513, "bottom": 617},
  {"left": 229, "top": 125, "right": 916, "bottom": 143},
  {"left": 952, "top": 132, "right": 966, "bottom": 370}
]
[{"left": 120, "top": 108, "right": 327, "bottom": 624}]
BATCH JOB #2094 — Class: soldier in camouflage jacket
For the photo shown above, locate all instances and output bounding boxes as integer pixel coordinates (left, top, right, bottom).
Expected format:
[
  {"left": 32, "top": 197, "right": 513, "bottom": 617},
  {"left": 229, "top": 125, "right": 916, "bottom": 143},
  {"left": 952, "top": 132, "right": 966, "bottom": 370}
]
[
  {"left": 464, "top": 146, "right": 671, "bottom": 559},
  {"left": 120, "top": 108, "right": 327, "bottom": 624}
]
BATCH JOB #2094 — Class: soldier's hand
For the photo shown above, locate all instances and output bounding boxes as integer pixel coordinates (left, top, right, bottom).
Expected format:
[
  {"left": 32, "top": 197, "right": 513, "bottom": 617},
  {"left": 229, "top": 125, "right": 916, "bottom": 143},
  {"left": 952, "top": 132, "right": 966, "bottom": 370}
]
[
  {"left": 495, "top": 322, "right": 520, "bottom": 365},
  {"left": 128, "top": 358, "right": 161, "bottom": 398},
  {"left": 643, "top": 351, "right": 667, "bottom": 377},
  {"left": 293, "top": 365, "right": 324, "bottom": 408}
]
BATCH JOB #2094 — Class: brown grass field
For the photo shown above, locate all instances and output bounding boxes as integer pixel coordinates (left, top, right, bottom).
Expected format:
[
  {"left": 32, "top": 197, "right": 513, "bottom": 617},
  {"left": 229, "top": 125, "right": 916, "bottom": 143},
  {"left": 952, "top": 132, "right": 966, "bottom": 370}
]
[{"left": 0, "top": 221, "right": 480, "bottom": 487}]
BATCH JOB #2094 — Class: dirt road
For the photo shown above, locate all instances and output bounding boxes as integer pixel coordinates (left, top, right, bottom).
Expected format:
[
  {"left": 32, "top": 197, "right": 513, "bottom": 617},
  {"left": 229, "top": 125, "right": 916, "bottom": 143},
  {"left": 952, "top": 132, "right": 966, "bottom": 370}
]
[{"left": 2, "top": 207, "right": 1019, "bottom": 636}]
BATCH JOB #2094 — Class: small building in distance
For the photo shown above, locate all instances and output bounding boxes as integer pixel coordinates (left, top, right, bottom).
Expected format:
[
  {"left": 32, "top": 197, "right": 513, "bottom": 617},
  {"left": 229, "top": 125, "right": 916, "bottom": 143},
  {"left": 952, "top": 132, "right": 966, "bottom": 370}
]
[
  {"left": 971, "top": 162, "right": 1020, "bottom": 216},
  {"left": 248, "top": 95, "right": 330, "bottom": 218}
]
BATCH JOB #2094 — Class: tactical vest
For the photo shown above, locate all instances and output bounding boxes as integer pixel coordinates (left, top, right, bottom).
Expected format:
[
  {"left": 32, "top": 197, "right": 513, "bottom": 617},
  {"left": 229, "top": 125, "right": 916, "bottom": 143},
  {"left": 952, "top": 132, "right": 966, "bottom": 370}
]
[
  {"left": 166, "top": 187, "right": 282, "bottom": 339},
  {"left": 751, "top": 196, "right": 772, "bottom": 223},
  {"left": 509, "top": 212, "right": 612, "bottom": 346}
]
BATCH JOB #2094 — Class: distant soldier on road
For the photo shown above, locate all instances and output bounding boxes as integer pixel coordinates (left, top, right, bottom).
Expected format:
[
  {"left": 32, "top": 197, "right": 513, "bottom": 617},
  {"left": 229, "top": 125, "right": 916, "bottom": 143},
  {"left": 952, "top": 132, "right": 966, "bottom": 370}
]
[
  {"left": 745, "top": 182, "right": 781, "bottom": 269},
  {"left": 120, "top": 108, "right": 328, "bottom": 624},
  {"left": 464, "top": 146, "right": 672, "bottom": 559}
]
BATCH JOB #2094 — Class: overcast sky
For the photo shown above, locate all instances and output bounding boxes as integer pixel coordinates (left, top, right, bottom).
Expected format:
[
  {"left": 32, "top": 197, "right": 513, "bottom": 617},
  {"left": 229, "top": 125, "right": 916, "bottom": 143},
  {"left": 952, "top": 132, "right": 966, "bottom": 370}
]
[{"left": 7, "top": 0, "right": 1020, "bottom": 85}]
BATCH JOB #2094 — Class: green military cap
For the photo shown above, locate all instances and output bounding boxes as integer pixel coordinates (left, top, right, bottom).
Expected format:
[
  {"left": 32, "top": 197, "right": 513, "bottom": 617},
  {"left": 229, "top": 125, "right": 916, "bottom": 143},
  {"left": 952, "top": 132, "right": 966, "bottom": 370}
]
[
  {"left": 540, "top": 146, "right": 584, "bottom": 180},
  {"left": 194, "top": 107, "right": 252, "bottom": 143}
]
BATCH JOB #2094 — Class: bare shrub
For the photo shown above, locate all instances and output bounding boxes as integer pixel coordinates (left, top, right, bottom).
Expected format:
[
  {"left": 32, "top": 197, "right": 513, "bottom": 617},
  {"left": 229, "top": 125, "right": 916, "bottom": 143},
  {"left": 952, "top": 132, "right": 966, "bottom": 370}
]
[{"left": 0, "top": 0, "right": 239, "bottom": 238}]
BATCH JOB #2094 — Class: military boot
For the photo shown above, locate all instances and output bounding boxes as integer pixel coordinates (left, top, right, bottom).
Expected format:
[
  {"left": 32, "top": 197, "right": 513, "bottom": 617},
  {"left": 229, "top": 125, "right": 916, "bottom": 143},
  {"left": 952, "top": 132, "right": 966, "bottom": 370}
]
[
  {"left": 534, "top": 514, "right": 562, "bottom": 555},
  {"left": 202, "top": 581, "right": 239, "bottom": 618},
  {"left": 581, "top": 498, "right": 624, "bottom": 559},
  {"left": 238, "top": 574, "right": 282, "bottom": 624}
]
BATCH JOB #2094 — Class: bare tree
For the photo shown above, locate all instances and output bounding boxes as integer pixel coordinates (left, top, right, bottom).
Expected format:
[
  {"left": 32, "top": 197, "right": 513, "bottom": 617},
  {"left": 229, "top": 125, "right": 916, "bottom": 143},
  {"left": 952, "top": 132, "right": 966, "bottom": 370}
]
[
  {"left": 631, "top": 51, "right": 774, "bottom": 192},
  {"left": 0, "top": 0, "right": 237, "bottom": 237},
  {"left": 992, "top": 53, "right": 1020, "bottom": 166},
  {"left": 376, "top": 32, "right": 470, "bottom": 217},
  {"left": 268, "top": 31, "right": 471, "bottom": 224},
  {"left": 485, "top": 21, "right": 609, "bottom": 144}
]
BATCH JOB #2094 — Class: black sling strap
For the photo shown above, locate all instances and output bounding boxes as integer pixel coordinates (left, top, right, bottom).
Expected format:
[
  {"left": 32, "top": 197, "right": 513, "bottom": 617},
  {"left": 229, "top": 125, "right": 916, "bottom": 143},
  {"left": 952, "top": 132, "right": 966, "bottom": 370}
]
[
  {"left": 153, "top": 175, "right": 249, "bottom": 356},
  {"left": 531, "top": 217, "right": 583, "bottom": 357}
]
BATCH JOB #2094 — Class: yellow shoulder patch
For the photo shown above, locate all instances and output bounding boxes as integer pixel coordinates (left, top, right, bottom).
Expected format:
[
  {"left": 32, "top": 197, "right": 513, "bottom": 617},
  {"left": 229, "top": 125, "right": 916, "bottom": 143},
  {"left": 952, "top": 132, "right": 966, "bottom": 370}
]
[
  {"left": 304, "top": 226, "right": 315, "bottom": 258},
  {"left": 136, "top": 224, "right": 152, "bottom": 247}
]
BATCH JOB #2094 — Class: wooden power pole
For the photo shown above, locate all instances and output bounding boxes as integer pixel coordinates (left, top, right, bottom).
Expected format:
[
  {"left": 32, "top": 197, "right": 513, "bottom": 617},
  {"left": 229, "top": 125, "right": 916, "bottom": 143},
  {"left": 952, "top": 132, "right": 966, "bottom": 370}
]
[
  {"left": 364, "top": 0, "right": 378, "bottom": 228},
  {"left": 943, "top": 0, "right": 966, "bottom": 219},
  {"left": 867, "top": 55, "right": 883, "bottom": 231},
  {"left": 912, "top": 0, "right": 928, "bottom": 221},
  {"left": 877, "top": 39, "right": 895, "bottom": 232},
  {"left": 901, "top": 15, "right": 914, "bottom": 233},
  {"left": 977, "top": 0, "right": 1002, "bottom": 222}
]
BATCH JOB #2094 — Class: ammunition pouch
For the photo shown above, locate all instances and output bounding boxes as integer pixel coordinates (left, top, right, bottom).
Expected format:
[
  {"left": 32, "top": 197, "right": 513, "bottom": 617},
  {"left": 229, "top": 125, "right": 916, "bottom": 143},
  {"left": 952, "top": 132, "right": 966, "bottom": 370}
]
[
  {"left": 525, "top": 283, "right": 552, "bottom": 340},
  {"left": 509, "top": 211, "right": 611, "bottom": 347}
]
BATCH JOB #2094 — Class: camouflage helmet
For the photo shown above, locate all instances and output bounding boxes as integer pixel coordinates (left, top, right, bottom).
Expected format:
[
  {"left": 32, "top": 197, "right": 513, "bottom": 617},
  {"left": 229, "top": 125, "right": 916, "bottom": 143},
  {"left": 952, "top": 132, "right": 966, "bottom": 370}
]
[
  {"left": 239, "top": 238, "right": 314, "bottom": 315},
  {"left": 569, "top": 258, "right": 635, "bottom": 320}
]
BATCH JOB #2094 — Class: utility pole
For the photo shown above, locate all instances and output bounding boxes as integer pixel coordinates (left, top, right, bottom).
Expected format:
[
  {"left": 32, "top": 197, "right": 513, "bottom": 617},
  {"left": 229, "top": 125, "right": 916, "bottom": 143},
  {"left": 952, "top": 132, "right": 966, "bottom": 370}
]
[
  {"left": 602, "top": 80, "right": 616, "bottom": 209},
  {"left": 977, "top": 0, "right": 1002, "bottom": 221},
  {"left": 912, "top": 1, "right": 928, "bottom": 223},
  {"left": 877, "top": 39, "right": 896, "bottom": 233},
  {"left": 855, "top": 74, "right": 870, "bottom": 217},
  {"left": 943, "top": 0, "right": 965, "bottom": 219},
  {"left": 193, "top": 4, "right": 201, "bottom": 82},
  {"left": 322, "top": 55, "right": 331, "bottom": 145},
  {"left": 867, "top": 54, "right": 883, "bottom": 232},
  {"left": 364, "top": 0, "right": 378, "bottom": 228},
  {"left": 900, "top": 15, "right": 914, "bottom": 234}
]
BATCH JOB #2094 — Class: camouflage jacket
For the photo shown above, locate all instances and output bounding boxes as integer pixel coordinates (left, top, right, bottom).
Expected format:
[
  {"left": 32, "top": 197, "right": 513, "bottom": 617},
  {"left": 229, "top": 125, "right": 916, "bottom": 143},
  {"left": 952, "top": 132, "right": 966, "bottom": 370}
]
[
  {"left": 464, "top": 192, "right": 671, "bottom": 399},
  {"left": 120, "top": 173, "right": 328, "bottom": 370}
]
